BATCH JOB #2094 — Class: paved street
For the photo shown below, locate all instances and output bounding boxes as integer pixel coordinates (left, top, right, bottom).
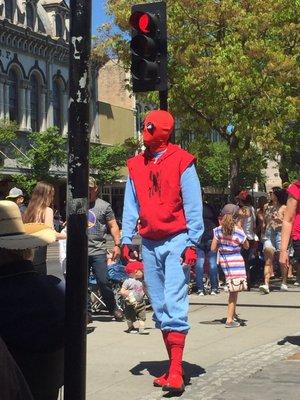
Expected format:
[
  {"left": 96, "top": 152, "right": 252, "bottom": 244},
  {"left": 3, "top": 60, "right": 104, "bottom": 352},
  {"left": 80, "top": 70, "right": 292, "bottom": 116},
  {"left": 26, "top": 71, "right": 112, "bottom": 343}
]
[{"left": 47, "top": 243, "right": 300, "bottom": 400}]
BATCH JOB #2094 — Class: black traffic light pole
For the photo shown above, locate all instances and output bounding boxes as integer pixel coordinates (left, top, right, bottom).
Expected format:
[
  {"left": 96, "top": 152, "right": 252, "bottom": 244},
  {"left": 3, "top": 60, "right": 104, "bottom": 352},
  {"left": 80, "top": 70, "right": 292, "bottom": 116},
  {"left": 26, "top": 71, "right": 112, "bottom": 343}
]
[
  {"left": 64, "top": 1, "right": 91, "bottom": 400},
  {"left": 159, "top": 89, "right": 168, "bottom": 111}
]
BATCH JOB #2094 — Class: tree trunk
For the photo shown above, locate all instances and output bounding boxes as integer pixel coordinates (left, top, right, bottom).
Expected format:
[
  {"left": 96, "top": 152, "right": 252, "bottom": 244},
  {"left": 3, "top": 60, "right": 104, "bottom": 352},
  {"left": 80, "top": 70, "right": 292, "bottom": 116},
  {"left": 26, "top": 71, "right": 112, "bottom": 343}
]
[{"left": 229, "top": 134, "right": 240, "bottom": 201}]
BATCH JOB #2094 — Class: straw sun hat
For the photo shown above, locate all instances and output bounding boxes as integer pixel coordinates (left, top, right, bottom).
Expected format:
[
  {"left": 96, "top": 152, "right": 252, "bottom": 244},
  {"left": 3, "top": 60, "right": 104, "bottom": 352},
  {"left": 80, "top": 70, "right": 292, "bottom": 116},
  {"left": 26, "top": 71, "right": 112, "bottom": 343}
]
[{"left": 0, "top": 201, "right": 56, "bottom": 250}]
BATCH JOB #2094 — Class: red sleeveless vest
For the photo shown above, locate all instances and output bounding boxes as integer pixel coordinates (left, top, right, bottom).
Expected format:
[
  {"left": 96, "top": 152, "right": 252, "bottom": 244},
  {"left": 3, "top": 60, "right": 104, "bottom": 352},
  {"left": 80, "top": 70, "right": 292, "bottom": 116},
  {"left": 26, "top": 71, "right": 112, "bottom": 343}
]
[{"left": 127, "top": 143, "right": 195, "bottom": 240}]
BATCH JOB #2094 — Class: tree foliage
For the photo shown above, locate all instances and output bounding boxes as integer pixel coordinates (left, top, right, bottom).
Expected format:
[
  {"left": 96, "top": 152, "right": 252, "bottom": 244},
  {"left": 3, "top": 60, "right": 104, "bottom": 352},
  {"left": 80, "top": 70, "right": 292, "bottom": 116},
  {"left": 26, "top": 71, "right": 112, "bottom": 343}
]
[
  {"left": 90, "top": 138, "right": 139, "bottom": 184},
  {"left": 97, "top": 0, "right": 300, "bottom": 195},
  {"left": 13, "top": 127, "right": 67, "bottom": 194},
  {"left": 188, "top": 135, "right": 267, "bottom": 190},
  {"left": 277, "top": 119, "right": 300, "bottom": 183},
  {"left": 0, "top": 119, "right": 18, "bottom": 143}
]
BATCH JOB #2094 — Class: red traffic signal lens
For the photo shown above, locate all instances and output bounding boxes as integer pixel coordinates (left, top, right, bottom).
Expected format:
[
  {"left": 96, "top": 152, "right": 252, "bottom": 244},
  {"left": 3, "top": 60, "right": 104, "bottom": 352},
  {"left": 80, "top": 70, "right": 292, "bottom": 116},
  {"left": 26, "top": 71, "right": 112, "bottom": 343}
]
[
  {"left": 139, "top": 14, "right": 150, "bottom": 33},
  {"left": 129, "top": 11, "right": 152, "bottom": 33}
]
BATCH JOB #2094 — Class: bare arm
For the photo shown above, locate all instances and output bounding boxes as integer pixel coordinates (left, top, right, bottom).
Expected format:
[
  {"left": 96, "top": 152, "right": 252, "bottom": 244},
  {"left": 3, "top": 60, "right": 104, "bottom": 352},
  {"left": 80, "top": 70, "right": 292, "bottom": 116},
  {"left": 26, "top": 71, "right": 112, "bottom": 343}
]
[
  {"left": 44, "top": 207, "right": 67, "bottom": 240},
  {"left": 242, "top": 239, "right": 249, "bottom": 250},
  {"left": 120, "top": 287, "right": 130, "bottom": 298},
  {"left": 107, "top": 218, "right": 121, "bottom": 261},
  {"left": 281, "top": 198, "right": 297, "bottom": 250},
  {"left": 211, "top": 236, "right": 218, "bottom": 252}
]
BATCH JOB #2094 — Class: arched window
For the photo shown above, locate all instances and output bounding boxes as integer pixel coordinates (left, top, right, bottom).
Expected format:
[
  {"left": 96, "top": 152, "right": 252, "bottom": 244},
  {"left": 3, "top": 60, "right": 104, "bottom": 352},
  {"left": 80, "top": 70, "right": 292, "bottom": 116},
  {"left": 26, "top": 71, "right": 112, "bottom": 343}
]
[
  {"left": 30, "top": 74, "right": 40, "bottom": 131},
  {"left": 5, "top": 0, "right": 13, "bottom": 21},
  {"left": 53, "top": 79, "right": 62, "bottom": 132},
  {"left": 26, "top": 3, "right": 35, "bottom": 30},
  {"left": 8, "top": 69, "right": 19, "bottom": 122},
  {"left": 55, "top": 14, "right": 63, "bottom": 37}
]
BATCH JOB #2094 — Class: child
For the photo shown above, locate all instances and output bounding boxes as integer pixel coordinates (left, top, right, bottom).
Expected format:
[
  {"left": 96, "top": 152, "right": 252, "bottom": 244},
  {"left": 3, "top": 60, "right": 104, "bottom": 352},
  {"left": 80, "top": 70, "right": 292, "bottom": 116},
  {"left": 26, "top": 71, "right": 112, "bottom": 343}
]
[
  {"left": 211, "top": 204, "right": 249, "bottom": 328},
  {"left": 120, "top": 260, "right": 148, "bottom": 334}
]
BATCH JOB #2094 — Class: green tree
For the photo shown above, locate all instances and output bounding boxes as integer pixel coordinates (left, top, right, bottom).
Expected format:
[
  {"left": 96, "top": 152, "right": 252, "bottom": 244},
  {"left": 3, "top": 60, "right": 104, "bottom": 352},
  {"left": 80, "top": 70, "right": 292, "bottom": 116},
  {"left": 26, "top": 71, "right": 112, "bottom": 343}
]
[
  {"left": 277, "top": 119, "right": 300, "bottom": 183},
  {"left": 0, "top": 119, "right": 18, "bottom": 167},
  {"left": 98, "top": 0, "right": 300, "bottom": 196},
  {"left": 90, "top": 138, "right": 139, "bottom": 183},
  {"left": 0, "top": 119, "right": 18, "bottom": 143},
  {"left": 188, "top": 135, "right": 267, "bottom": 190},
  {"left": 13, "top": 127, "right": 67, "bottom": 194}
]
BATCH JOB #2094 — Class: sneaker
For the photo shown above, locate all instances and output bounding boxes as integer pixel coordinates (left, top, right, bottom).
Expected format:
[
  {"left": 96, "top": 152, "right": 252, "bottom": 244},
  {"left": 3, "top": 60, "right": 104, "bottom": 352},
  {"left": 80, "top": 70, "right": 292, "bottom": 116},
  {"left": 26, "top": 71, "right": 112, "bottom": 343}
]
[
  {"left": 259, "top": 284, "right": 270, "bottom": 294},
  {"left": 225, "top": 321, "right": 240, "bottom": 328},
  {"left": 139, "top": 328, "right": 150, "bottom": 335},
  {"left": 124, "top": 327, "right": 138, "bottom": 334},
  {"left": 197, "top": 290, "right": 205, "bottom": 296},
  {"left": 210, "top": 289, "right": 220, "bottom": 295},
  {"left": 280, "top": 283, "right": 289, "bottom": 291},
  {"left": 294, "top": 282, "right": 300, "bottom": 286}
]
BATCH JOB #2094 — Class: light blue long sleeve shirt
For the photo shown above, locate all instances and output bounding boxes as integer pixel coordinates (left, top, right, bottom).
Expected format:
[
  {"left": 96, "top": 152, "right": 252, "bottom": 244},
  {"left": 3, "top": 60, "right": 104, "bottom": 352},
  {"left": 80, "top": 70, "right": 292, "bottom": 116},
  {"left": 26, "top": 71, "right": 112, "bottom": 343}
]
[{"left": 122, "top": 163, "right": 204, "bottom": 246}]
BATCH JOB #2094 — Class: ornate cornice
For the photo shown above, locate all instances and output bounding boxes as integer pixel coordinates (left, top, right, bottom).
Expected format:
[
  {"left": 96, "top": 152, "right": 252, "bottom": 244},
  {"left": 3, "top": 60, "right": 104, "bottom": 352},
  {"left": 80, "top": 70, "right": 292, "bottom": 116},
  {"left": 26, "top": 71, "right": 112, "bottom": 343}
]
[{"left": 0, "top": 18, "right": 69, "bottom": 64}]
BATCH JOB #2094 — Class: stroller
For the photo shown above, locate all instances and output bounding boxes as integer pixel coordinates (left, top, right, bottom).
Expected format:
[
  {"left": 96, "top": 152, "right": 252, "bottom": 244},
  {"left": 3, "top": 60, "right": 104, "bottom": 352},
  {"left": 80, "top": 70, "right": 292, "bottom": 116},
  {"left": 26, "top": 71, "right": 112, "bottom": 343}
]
[{"left": 88, "top": 261, "right": 129, "bottom": 315}]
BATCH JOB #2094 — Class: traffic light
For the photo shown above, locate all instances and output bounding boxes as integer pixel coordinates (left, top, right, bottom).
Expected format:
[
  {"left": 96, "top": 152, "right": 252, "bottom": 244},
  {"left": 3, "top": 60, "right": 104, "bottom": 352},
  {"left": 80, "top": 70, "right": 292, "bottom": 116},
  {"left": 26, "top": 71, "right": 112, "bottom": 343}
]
[{"left": 129, "top": 1, "right": 167, "bottom": 93}]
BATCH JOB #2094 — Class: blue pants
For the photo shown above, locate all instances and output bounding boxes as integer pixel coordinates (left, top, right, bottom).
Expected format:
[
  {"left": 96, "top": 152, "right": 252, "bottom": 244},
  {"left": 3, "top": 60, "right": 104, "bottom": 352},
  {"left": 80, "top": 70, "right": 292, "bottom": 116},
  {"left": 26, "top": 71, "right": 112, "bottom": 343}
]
[
  {"left": 195, "top": 240, "right": 218, "bottom": 291},
  {"left": 142, "top": 232, "right": 190, "bottom": 332}
]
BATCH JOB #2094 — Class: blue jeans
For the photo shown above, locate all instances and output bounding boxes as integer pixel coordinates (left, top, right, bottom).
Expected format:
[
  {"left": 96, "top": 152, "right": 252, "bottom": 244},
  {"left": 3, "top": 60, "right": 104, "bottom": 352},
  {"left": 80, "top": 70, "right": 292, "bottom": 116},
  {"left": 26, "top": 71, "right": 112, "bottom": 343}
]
[
  {"left": 88, "top": 254, "right": 117, "bottom": 314},
  {"left": 196, "top": 240, "right": 218, "bottom": 291}
]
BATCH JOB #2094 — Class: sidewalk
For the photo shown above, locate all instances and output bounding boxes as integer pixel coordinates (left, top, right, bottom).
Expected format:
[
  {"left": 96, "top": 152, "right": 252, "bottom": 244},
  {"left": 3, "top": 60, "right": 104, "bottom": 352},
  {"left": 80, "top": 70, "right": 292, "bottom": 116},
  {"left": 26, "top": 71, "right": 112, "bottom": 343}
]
[
  {"left": 46, "top": 245, "right": 300, "bottom": 399},
  {"left": 85, "top": 286, "right": 300, "bottom": 400}
]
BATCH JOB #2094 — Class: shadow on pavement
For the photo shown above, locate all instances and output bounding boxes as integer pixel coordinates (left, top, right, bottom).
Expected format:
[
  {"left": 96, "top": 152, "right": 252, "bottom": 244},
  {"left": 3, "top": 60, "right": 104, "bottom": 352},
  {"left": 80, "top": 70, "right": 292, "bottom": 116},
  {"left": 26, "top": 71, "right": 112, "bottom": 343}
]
[
  {"left": 190, "top": 302, "right": 300, "bottom": 309},
  {"left": 277, "top": 335, "right": 300, "bottom": 346},
  {"left": 130, "top": 360, "right": 205, "bottom": 395},
  {"left": 199, "top": 317, "right": 247, "bottom": 326}
]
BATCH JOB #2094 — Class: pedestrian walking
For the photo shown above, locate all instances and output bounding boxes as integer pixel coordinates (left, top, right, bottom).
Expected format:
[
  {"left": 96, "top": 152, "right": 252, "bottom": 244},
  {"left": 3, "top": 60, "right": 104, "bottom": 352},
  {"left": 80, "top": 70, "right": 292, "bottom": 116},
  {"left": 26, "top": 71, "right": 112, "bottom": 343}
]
[
  {"left": 280, "top": 180, "right": 300, "bottom": 285},
  {"left": 88, "top": 177, "right": 123, "bottom": 321},
  {"left": 23, "top": 181, "right": 65, "bottom": 275},
  {"left": 122, "top": 110, "right": 203, "bottom": 393},
  {"left": 195, "top": 192, "right": 219, "bottom": 295},
  {"left": 120, "top": 260, "right": 148, "bottom": 335},
  {"left": 6, "top": 187, "right": 27, "bottom": 214},
  {"left": 236, "top": 191, "right": 259, "bottom": 287},
  {"left": 259, "top": 187, "right": 288, "bottom": 293},
  {"left": 211, "top": 204, "right": 249, "bottom": 328}
]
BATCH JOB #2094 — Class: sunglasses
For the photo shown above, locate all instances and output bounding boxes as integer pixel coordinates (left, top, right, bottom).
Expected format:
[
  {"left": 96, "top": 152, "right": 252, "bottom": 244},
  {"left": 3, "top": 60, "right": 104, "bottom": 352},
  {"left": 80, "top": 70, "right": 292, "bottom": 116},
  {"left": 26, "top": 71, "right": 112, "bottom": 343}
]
[{"left": 141, "top": 122, "right": 155, "bottom": 134}]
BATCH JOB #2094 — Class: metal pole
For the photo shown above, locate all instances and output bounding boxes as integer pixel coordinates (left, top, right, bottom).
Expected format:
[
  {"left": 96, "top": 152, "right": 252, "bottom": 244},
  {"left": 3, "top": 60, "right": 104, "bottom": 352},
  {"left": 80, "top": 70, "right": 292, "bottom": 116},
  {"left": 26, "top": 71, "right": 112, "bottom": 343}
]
[
  {"left": 64, "top": 1, "right": 91, "bottom": 399},
  {"left": 159, "top": 89, "right": 168, "bottom": 111}
]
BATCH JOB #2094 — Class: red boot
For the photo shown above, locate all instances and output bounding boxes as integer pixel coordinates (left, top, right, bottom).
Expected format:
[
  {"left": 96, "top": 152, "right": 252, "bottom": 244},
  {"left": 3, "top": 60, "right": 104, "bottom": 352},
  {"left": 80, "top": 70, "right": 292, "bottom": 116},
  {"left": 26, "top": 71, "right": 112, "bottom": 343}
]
[
  {"left": 153, "top": 331, "right": 170, "bottom": 387},
  {"left": 162, "top": 331, "right": 186, "bottom": 393}
]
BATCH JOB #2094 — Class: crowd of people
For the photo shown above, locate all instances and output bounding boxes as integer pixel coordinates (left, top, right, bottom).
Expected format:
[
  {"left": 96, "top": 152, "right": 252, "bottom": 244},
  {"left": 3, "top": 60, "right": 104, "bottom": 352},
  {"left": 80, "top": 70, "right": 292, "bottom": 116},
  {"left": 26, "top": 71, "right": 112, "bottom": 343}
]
[{"left": 0, "top": 109, "right": 299, "bottom": 397}]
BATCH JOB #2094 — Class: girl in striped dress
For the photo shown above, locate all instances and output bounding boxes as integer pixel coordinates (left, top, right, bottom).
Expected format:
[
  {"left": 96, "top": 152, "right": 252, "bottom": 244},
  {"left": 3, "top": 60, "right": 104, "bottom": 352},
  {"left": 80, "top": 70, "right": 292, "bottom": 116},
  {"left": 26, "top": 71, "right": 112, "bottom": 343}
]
[{"left": 211, "top": 204, "right": 249, "bottom": 328}]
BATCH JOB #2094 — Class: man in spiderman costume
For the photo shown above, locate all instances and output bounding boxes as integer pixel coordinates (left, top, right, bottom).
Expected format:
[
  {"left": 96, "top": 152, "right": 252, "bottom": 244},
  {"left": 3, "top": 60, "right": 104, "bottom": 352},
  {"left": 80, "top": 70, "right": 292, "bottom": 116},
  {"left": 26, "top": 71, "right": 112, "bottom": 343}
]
[{"left": 121, "top": 109, "right": 203, "bottom": 393}]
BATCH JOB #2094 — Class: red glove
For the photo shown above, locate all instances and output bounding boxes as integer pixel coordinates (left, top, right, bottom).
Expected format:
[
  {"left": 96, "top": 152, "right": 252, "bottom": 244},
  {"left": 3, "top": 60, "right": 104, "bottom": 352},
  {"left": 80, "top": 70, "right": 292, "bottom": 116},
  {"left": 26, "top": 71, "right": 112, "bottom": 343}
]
[
  {"left": 121, "top": 244, "right": 134, "bottom": 264},
  {"left": 181, "top": 246, "right": 197, "bottom": 266}
]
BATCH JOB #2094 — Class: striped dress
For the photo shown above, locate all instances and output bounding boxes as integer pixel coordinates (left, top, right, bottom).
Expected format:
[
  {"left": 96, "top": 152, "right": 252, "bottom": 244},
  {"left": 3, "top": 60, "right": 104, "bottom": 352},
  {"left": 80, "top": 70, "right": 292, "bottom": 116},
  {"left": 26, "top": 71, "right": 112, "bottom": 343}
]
[{"left": 213, "top": 226, "right": 247, "bottom": 279}]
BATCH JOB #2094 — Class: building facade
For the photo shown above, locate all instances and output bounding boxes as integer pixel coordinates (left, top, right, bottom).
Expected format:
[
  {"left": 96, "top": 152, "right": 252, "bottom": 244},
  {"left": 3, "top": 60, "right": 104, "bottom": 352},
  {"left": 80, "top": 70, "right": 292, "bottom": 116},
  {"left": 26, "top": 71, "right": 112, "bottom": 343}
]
[
  {"left": 0, "top": 1, "right": 69, "bottom": 136},
  {"left": 0, "top": 0, "right": 71, "bottom": 194}
]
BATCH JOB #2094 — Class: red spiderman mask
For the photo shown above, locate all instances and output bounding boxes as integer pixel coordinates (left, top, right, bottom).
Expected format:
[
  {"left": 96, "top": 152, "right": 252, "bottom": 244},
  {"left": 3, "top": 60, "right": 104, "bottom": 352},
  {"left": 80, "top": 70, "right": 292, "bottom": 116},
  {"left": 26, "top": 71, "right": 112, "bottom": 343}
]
[{"left": 142, "top": 110, "right": 175, "bottom": 153}]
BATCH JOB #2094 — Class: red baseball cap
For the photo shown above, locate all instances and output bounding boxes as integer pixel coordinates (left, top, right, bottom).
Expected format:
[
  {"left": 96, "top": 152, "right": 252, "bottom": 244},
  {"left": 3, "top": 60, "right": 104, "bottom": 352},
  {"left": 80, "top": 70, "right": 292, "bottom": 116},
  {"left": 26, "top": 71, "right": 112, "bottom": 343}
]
[{"left": 125, "top": 261, "right": 144, "bottom": 275}]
